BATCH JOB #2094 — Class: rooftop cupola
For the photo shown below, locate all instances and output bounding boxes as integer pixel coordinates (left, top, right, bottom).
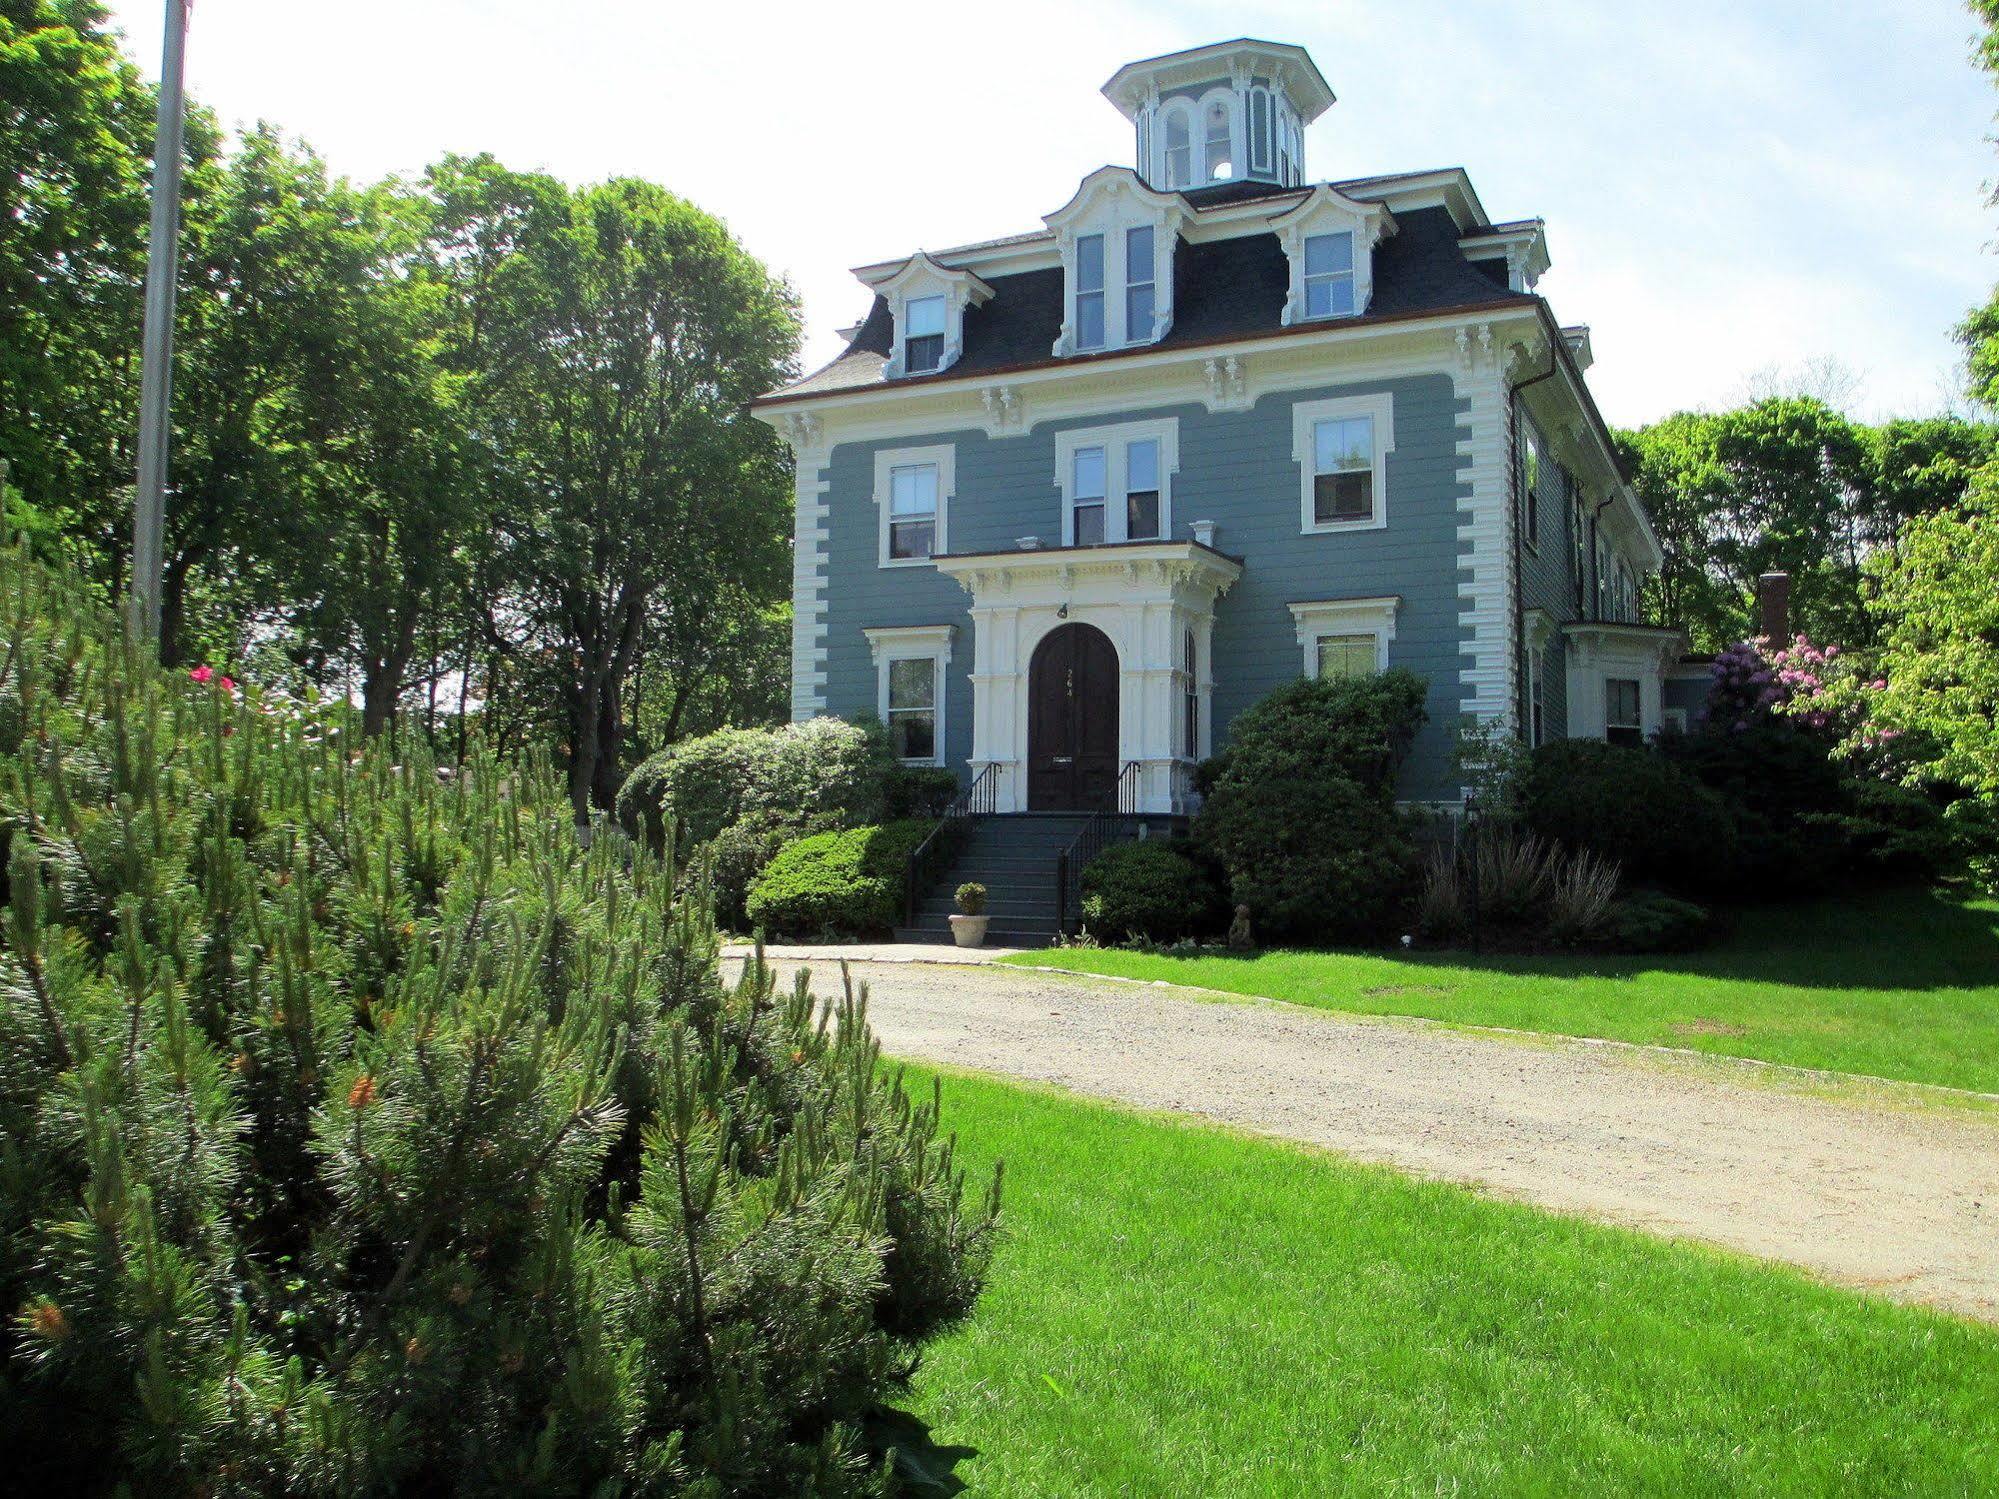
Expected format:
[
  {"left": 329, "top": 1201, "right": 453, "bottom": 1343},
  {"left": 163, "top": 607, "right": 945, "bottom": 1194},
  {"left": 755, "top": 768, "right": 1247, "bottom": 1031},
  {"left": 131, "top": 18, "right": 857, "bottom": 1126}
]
[{"left": 1101, "top": 39, "right": 1334, "bottom": 194}]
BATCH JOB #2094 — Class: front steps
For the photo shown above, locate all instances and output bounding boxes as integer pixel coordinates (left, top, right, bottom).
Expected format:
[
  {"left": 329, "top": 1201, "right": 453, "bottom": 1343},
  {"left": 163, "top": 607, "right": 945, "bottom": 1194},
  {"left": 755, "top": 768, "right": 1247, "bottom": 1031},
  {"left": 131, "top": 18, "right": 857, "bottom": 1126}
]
[{"left": 896, "top": 813, "right": 1162, "bottom": 947}]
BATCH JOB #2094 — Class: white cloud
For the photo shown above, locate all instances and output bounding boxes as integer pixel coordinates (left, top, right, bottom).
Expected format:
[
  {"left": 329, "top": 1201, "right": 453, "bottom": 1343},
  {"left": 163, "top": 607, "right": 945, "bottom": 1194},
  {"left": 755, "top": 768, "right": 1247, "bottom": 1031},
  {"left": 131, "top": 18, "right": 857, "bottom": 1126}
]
[{"left": 109, "top": 0, "right": 1999, "bottom": 426}]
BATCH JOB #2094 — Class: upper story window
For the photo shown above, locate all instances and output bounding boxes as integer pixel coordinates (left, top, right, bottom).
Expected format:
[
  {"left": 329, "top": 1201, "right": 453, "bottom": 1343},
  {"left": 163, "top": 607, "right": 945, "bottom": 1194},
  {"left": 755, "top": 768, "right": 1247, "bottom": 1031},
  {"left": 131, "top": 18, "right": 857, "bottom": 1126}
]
[
  {"left": 1163, "top": 107, "right": 1193, "bottom": 189},
  {"left": 1074, "top": 234, "right": 1106, "bottom": 350},
  {"left": 1055, "top": 418, "right": 1179, "bottom": 547},
  {"left": 1274, "top": 187, "right": 1394, "bottom": 327},
  {"left": 865, "top": 252, "right": 993, "bottom": 380},
  {"left": 903, "top": 295, "right": 945, "bottom": 373},
  {"left": 873, "top": 443, "right": 954, "bottom": 567},
  {"left": 1302, "top": 232, "right": 1356, "bottom": 318},
  {"left": 1204, "top": 98, "right": 1233, "bottom": 180},
  {"left": 1571, "top": 490, "right": 1589, "bottom": 612},
  {"left": 1518, "top": 424, "right": 1543, "bottom": 553},
  {"left": 1044, "top": 168, "right": 1184, "bottom": 357},
  {"left": 1125, "top": 226, "right": 1156, "bottom": 342},
  {"left": 1293, "top": 393, "right": 1394, "bottom": 535}
]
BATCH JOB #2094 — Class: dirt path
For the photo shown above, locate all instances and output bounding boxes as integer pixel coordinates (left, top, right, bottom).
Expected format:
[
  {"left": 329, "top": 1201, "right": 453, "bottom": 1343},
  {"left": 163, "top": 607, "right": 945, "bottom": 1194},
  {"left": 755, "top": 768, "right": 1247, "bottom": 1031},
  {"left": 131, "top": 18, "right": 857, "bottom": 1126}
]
[{"left": 733, "top": 954, "right": 1999, "bottom": 1322}]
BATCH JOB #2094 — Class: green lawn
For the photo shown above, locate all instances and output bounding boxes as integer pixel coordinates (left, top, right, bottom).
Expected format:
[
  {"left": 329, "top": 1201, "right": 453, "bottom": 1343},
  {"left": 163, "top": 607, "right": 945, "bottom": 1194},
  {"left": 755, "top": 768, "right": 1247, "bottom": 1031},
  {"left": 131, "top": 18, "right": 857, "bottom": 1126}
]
[
  {"left": 907, "top": 1066, "right": 1999, "bottom": 1496},
  {"left": 999, "top": 887, "right": 1999, "bottom": 1094}
]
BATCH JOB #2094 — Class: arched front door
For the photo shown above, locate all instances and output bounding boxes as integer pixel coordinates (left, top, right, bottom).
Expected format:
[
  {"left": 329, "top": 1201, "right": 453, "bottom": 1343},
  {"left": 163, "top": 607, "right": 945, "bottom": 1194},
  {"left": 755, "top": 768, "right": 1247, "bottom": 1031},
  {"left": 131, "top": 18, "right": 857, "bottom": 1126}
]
[{"left": 1027, "top": 622, "right": 1120, "bottom": 811}]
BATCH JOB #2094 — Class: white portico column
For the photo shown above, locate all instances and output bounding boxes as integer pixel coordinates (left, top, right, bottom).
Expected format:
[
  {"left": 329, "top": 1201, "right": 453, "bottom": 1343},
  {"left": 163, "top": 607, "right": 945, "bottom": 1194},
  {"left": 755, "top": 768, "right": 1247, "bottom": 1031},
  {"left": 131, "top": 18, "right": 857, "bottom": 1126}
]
[{"left": 967, "top": 603, "right": 1022, "bottom": 809}]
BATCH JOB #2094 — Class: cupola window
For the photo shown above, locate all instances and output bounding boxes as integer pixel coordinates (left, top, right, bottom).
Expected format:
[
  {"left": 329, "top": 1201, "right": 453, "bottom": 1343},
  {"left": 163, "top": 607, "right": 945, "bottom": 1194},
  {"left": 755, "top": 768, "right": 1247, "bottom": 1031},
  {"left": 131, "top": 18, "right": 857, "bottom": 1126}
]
[
  {"left": 1164, "top": 108, "right": 1192, "bottom": 189},
  {"left": 1204, "top": 99, "right": 1233, "bottom": 180}
]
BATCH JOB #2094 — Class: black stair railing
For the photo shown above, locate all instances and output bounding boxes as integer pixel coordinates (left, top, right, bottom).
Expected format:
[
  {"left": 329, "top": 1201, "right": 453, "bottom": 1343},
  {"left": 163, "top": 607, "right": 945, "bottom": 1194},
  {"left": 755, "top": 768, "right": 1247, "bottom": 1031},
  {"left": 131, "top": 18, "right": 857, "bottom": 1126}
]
[
  {"left": 905, "top": 763, "right": 998, "bottom": 926},
  {"left": 1055, "top": 761, "right": 1141, "bottom": 936}
]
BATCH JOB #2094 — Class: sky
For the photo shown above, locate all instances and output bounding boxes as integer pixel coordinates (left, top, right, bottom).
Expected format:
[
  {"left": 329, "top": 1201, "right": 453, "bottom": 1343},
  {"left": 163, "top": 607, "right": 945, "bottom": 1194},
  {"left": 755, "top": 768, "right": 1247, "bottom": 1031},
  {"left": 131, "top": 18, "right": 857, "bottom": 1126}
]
[{"left": 105, "top": 0, "right": 1999, "bottom": 429}]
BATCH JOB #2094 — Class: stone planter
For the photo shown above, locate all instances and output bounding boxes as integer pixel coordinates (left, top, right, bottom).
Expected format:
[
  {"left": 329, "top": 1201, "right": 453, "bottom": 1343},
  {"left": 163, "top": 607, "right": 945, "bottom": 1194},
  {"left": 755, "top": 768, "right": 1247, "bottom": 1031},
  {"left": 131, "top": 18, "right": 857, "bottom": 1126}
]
[{"left": 948, "top": 913, "right": 990, "bottom": 948}]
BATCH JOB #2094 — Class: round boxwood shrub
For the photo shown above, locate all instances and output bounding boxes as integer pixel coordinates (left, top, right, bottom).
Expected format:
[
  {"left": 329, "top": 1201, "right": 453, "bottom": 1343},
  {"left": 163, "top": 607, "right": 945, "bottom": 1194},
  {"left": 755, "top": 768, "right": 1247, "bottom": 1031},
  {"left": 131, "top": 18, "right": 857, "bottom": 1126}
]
[
  {"left": 1081, "top": 840, "right": 1226, "bottom": 943},
  {"left": 1522, "top": 739, "right": 1738, "bottom": 896},
  {"left": 746, "top": 820, "right": 937, "bottom": 938},
  {"left": 618, "top": 717, "right": 893, "bottom": 848}
]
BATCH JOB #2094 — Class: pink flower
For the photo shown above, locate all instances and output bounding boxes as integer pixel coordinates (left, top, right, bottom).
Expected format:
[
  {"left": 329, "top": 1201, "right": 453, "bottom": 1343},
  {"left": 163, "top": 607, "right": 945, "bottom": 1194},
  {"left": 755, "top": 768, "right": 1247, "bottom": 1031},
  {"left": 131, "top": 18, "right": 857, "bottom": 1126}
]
[
  {"left": 219, "top": 676, "right": 236, "bottom": 692},
  {"left": 189, "top": 665, "right": 213, "bottom": 684},
  {"left": 1871, "top": 679, "right": 1887, "bottom": 692}
]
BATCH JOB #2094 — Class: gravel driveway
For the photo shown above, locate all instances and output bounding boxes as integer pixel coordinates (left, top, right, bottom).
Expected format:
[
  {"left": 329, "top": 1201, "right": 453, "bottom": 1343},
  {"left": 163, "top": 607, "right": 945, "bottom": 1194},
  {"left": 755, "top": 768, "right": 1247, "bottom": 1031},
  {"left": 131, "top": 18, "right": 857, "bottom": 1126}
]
[{"left": 731, "top": 954, "right": 1999, "bottom": 1322}]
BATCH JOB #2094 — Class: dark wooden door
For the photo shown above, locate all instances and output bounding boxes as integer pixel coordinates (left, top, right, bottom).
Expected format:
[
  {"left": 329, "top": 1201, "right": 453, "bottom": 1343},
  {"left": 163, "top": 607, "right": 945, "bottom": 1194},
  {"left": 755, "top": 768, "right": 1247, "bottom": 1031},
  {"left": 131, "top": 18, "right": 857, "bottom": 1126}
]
[{"left": 1027, "top": 623, "right": 1119, "bottom": 811}]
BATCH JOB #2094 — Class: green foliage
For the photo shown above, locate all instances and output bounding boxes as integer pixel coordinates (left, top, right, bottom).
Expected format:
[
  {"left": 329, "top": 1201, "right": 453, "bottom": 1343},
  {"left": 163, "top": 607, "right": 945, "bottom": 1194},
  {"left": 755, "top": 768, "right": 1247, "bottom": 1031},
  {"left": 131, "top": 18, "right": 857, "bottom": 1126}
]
[
  {"left": 885, "top": 765, "right": 962, "bottom": 821},
  {"left": 619, "top": 718, "right": 893, "bottom": 850},
  {"left": 1196, "top": 673, "right": 1428, "bottom": 944},
  {"left": 1601, "top": 891, "right": 1714, "bottom": 953},
  {"left": 1522, "top": 740, "right": 1737, "bottom": 896},
  {"left": 1661, "top": 724, "right": 1849, "bottom": 893},
  {"left": 953, "top": 883, "right": 986, "bottom": 917},
  {"left": 745, "top": 822, "right": 936, "bottom": 940},
  {"left": 1865, "top": 466, "right": 1999, "bottom": 798},
  {"left": 1080, "top": 841, "right": 1225, "bottom": 944},
  {"left": 0, "top": 546, "right": 996, "bottom": 1493}
]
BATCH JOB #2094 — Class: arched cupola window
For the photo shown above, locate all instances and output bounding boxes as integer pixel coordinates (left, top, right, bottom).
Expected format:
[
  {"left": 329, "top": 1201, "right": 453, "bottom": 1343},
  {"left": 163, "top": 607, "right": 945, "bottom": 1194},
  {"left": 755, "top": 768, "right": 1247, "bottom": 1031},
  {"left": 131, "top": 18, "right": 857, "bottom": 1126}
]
[
  {"left": 1203, "top": 97, "right": 1233, "bottom": 181},
  {"left": 1163, "top": 106, "right": 1193, "bottom": 190}
]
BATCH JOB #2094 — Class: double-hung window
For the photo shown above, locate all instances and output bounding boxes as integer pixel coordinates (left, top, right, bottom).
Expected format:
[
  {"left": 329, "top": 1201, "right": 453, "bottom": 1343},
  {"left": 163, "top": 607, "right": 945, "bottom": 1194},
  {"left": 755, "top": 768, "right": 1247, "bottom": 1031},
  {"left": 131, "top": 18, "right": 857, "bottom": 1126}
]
[
  {"left": 888, "top": 464, "right": 937, "bottom": 560},
  {"left": 1570, "top": 491, "right": 1589, "bottom": 612},
  {"left": 1070, "top": 445, "right": 1108, "bottom": 545},
  {"left": 1056, "top": 419, "right": 1179, "bottom": 547},
  {"left": 903, "top": 295, "right": 945, "bottom": 374},
  {"left": 874, "top": 444, "right": 953, "bottom": 567},
  {"left": 1124, "top": 226, "right": 1155, "bottom": 344},
  {"left": 1294, "top": 395, "right": 1393, "bottom": 533},
  {"left": 887, "top": 658, "right": 938, "bottom": 762},
  {"left": 1519, "top": 425, "right": 1543, "bottom": 553},
  {"left": 1605, "top": 678, "right": 1642, "bottom": 748},
  {"left": 1074, "top": 234, "right": 1106, "bottom": 350},
  {"left": 1302, "top": 232, "right": 1356, "bottom": 318}
]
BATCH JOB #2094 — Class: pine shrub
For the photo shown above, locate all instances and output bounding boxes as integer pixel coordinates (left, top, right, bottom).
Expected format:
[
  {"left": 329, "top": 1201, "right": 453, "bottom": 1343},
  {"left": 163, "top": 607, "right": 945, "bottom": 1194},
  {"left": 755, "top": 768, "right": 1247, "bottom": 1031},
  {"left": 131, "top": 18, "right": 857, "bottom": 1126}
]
[{"left": 0, "top": 547, "right": 998, "bottom": 1494}]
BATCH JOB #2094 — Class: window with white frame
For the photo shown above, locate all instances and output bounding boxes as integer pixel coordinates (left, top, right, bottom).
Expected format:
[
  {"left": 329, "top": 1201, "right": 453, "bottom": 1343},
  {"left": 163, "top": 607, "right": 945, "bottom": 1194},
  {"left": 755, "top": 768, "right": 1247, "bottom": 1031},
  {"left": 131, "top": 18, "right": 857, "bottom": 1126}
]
[
  {"left": 1248, "top": 87, "right": 1273, "bottom": 175},
  {"left": 1596, "top": 537, "right": 1611, "bottom": 618},
  {"left": 1164, "top": 106, "right": 1192, "bottom": 189},
  {"left": 1519, "top": 423, "right": 1543, "bottom": 553},
  {"left": 1292, "top": 394, "right": 1393, "bottom": 533},
  {"left": 864, "top": 625, "right": 953, "bottom": 767},
  {"left": 1124, "top": 226, "right": 1155, "bottom": 344},
  {"left": 1605, "top": 678, "right": 1642, "bottom": 748},
  {"left": 903, "top": 294, "right": 945, "bottom": 374},
  {"left": 1055, "top": 419, "right": 1179, "bottom": 546},
  {"left": 1302, "top": 232, "right": 1356, "bottom": 318},
  {"left": 1570, "top": 490, "right": 1589, "bottom": 612},
  {"left": 1203, "top": 98, "right": 1233, "bottom": 181},
  {"left": 872, "top": 444, "right": 953, "bottom": 567},
  {"left": 1289, "top": 596, "right": 1398, "bottom": 681},
  {"left": 1074, "top": 234, "right": 1106, "bottom": 350}
]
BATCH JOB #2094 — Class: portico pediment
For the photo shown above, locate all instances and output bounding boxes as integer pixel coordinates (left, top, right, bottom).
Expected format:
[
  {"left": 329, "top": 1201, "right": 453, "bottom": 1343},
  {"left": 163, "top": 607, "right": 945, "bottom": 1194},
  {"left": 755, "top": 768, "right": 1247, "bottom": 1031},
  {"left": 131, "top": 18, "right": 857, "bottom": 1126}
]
[{"left": 934, "top": 540, "right": 1243, "bottom": 608}]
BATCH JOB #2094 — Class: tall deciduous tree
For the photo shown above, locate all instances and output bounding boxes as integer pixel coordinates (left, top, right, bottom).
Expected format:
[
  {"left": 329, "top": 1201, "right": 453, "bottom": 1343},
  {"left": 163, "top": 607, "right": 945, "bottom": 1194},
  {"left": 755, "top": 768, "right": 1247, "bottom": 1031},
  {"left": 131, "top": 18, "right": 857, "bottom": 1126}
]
[{"left": 455, "top": 170, "right": 797, "bottom": 823}]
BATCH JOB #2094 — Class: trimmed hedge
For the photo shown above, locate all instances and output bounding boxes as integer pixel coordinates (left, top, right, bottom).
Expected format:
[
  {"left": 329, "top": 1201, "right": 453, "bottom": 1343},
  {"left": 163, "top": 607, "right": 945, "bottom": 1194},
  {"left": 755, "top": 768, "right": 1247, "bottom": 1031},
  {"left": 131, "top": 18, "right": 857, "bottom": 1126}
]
[
  {"left": 1081, "top": 840, "right": 1226, "bottom": 943},
  {"left": 745, "top": 820, "right": 937, "bottom": 938},
  {"left": 1521, "top": 740, "right": 1737, "bottom": 896},
  {"left": 617, "top": 717, "right": 892, "bottom": 848}
]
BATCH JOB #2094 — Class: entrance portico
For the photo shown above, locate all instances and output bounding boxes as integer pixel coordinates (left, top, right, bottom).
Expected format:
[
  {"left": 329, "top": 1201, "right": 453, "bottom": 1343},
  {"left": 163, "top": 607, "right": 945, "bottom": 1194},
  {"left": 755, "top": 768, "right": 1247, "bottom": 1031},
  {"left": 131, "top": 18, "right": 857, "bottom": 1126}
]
[{"left": 935, "top": 540, "right": 1243, "bottom": 816}]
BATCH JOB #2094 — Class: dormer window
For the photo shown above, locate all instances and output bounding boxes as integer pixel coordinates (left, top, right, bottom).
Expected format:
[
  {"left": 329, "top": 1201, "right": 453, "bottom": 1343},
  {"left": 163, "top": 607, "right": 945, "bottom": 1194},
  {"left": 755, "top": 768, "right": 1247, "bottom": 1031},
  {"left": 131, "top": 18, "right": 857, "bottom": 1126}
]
[
  {"left": 1044, "top": 168, "right": 1184, "bottom": 357},
  {"left": 903, "top": 295, "right": 945, "bottom": 373},
  {"left": 860, "top": 251, "right": 993, "bottom": 380},
  {"left": 1125, "top": 226, "right": 1155, "bottom": 340},
  {"left": 1274, "top": 185, "right": 1394, "bottom": 326},
  {"left": 1075, "top": 234, "right": 1106, "bottom": 350},
  {"left": 1302, "top": 232, "right": 1355, "bottom": 318}
]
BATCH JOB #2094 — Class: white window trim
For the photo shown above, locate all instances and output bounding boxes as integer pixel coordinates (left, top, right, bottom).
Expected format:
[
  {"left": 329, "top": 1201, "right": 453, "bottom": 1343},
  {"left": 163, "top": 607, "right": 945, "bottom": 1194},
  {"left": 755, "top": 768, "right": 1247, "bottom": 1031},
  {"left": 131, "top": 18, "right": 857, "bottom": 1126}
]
[
  {"left": 1273, "top": 185, "right": 1394, "bottom": 326},
  {"left": 1053, "top": 417, "right": 1180, "bottom": 546},
  {"left": 866, "top": 251, "right": 994, "bottom": 381},
  {"left": 873, "top": 444, "right": 955, "bottom": 569},
  {"left": 1288, "top": 596, "right": 1400, "bottom": 678},
  {"left": 1519, "top": 419, "right": 1543, "bottom": 556},
  {"left": 863, "top": 625, "right": 954, "bottom": 767},
  {"left": 1043, "top": 168, "right": 1184, "bottom": 357},
  {"left": 1292, "top": 393, "right": 1395, "bottom": 535}
]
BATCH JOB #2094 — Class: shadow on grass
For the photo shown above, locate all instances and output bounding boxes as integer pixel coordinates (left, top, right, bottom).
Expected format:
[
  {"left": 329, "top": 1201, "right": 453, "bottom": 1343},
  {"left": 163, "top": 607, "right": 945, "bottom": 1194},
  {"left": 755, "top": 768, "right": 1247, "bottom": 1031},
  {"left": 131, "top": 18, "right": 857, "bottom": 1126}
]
[
  {"left": 1197, "top": 886, "right": 1999, "bottom": 994},
  {"left": 864, "top": 1407, "right": 977, "bottom": 1496}
]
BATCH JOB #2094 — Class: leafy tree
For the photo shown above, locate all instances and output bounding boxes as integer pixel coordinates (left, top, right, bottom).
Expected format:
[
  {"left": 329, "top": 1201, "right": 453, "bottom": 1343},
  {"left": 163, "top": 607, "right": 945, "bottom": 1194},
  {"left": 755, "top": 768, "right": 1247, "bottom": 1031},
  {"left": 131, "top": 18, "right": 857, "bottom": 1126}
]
[{"left": 455, "top": 170, "right": 798, "bottom": 824}]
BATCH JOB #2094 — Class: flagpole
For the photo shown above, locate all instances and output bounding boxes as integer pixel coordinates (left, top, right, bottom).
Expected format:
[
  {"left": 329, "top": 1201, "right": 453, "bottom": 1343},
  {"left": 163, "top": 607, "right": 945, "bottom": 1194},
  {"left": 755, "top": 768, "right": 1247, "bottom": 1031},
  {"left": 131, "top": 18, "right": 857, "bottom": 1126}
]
[{"left": 131, "top": 0, "right": 191, "bottom": 645}]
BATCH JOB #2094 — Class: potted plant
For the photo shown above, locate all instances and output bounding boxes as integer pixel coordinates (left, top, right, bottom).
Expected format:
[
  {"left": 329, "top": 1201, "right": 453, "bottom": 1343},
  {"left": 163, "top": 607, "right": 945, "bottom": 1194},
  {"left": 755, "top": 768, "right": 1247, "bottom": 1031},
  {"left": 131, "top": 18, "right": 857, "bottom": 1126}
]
[{"left": 949, "top": 882, "right": 989, "bottom": 948}]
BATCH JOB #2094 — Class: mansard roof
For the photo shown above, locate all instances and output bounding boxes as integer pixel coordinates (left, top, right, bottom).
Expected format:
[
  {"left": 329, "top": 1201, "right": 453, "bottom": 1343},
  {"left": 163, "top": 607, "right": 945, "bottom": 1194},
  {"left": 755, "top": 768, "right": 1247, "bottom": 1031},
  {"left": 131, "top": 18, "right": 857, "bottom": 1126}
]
[{"left": 767, "top": 204, "right": 1533, "bottom": 402}]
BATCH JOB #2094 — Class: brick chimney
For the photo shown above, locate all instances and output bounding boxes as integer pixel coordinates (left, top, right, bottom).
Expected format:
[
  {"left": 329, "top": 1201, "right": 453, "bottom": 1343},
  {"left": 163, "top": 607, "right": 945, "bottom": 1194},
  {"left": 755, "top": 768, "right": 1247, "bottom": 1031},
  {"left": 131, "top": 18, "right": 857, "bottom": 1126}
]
[{"left": 1756, "top": 572, "right": 1791, "bottom": 644}]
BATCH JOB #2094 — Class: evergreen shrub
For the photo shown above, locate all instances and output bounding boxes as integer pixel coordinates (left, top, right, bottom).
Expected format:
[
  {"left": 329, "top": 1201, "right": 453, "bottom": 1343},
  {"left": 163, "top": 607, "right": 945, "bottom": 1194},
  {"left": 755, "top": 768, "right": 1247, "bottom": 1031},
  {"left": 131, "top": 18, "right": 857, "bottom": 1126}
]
[
  {"left": 1521, "top": 739, "right": 1738, "bottom": 896},
  {"left": 0, "top": 548, "right": 997, "bottom": 1494},
  {"left": 1080, "top": 840, "right": 1225, "bottom": 943},
  {"left": 744, "top": 821, "right": 936, "bottom": 939},
  {"left": 617, "top": 718, "right": 893, "bottom": 849}
]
